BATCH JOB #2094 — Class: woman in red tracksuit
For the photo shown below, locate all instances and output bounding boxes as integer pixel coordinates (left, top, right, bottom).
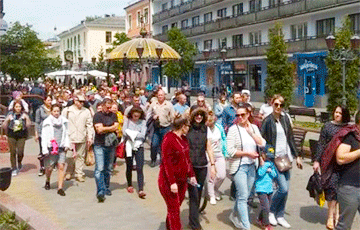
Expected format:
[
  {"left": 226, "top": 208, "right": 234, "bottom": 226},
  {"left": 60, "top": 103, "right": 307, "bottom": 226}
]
[{"left": 158, "top": 114, "right": 197, "bottom": 230}]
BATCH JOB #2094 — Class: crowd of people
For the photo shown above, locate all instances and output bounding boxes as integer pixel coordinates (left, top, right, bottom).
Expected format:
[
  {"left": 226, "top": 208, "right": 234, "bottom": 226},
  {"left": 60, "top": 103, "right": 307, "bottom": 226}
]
[{"left": 2, "top": 79, "right": 360, "bottom": 230}]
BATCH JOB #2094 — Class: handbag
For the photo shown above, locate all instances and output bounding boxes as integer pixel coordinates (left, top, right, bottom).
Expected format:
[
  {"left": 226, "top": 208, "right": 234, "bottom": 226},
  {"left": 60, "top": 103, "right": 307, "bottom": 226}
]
[
  {"left": 274, "top": 154, "right": 292, "bottom": 172},
  {"left": 85, "top": 145, "right": 95, "bottom": 166},
  {"left": 116, "top": 142, "right": 125, "bottom": 159},
  {"left": 104, "top": 132, "right": 119, "bottom": 147}
]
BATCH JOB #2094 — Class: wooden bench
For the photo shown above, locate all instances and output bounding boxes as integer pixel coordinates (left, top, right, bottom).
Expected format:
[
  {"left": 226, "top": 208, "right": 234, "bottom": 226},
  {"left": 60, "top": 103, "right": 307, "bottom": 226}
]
[
  {"left": 289, "top": 106, "right": 320, "bottom": 122},
  {"left": 293, "top": 127, "right": 308, "bottom": 157},
  {"left": 309, "top": 139, "right": 319, "bottom": 161}
]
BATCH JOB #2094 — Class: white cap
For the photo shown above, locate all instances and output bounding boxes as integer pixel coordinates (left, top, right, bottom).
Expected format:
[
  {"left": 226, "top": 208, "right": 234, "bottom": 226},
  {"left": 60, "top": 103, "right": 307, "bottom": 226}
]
[{"left": 241, "top": 89, "right": 250, "bottom": 96}]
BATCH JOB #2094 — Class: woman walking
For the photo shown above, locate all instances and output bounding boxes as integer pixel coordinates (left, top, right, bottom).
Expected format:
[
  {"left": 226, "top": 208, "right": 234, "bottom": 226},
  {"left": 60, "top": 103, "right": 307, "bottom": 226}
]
[
  {"left": 313, "top": 105, "right": 350, "bottom": 229},
  {"left": 206, "top": 111, "right": 228, "bottom": 205},
  {"left": 261, "top": 94, "right": 303, "bottom": 228},
  {"left": 2, "top": 100, "right": 31, "bottom": 176},
  {"left": 35, "top": 95, "right": 52, "bottom": 176},
  {"left": 187, "top": 108, "right": 216, "bottom": 230},
  {"left": 227, "top": 105, "right": 265, "bottom": 230},
  {"left": 158, "top": 114, "right": 196, "bottom": 230},
  {"left": 123, "top": 106, "right": 147, "bottom": 198},
  {"left": 41, "top": 104, "right": 70, "bottom": 196}
]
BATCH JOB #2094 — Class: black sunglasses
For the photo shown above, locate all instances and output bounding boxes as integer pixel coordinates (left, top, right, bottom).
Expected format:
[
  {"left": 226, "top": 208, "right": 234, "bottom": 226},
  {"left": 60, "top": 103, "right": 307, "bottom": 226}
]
[
  {"left": 274, "top": 103, "right": 284, "bottom": 108},
  {"left": 236, "top": 113, "right": 247, "bottom": 118}
]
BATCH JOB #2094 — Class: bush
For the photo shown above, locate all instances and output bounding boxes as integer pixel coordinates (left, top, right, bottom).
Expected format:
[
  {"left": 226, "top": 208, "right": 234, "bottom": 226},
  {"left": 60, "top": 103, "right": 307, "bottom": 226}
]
[{"left": 0, "top": 211, "right": 29, "bottom": 230}]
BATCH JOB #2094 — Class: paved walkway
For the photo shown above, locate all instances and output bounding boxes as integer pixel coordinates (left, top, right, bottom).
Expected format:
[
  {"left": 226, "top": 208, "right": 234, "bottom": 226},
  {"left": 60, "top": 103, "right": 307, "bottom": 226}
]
[{"left": 1, "top": 138, "right": 359, "bottom": 229}]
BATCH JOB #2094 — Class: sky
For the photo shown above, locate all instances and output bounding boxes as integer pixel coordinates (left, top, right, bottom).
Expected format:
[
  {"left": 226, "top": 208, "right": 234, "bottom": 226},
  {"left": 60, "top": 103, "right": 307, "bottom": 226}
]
[{"left": 3, "top": 0, "right": 131, "bottom": 40}]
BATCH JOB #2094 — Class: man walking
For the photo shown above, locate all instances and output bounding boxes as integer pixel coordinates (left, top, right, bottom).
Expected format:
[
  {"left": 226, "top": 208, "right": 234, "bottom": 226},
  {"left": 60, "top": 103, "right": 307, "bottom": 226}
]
[
  {"left": 62, "top": 92, "right": 94, "bottom": 182},
  {"left": 93, "top": 98, "right": 119, "bottom": 202},
  {"left": 221, "top": 92, "right": 243, "bottom": 133},
  {"left": 173, "top": 94, "right": 189, "bottom": 115},
  {"left": 147, "top": 89, "right": 174, "bottom": 167}
]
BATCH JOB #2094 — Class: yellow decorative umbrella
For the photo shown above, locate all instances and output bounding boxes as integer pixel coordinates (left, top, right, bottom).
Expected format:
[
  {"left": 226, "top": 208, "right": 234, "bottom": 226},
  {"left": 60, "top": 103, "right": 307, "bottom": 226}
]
[{"left": 107, "top": 38, "right": 181, "bottom": 60}]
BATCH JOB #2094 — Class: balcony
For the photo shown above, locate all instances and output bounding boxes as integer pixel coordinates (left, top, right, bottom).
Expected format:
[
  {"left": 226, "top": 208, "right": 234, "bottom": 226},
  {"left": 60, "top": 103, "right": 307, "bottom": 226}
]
[
  {"left": 193, "top": 36, "right": 327, "bottom": 61},
  {"left": 152, "top": 0, "right": 359, "bottom": 28}
]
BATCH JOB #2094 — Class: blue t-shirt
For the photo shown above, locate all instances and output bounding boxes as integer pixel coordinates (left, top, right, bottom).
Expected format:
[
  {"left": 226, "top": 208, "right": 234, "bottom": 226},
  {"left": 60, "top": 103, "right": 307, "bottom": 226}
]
[
  {"left": 173, "top": 103, "right": 189, "bottom": 115},
  {"left": 255, "top": 161, "right": 277, "bottom": 194}
]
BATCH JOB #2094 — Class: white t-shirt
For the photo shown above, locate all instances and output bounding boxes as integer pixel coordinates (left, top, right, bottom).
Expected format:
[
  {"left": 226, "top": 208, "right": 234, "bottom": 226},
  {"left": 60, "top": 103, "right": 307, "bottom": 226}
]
[
  {"left": 207, "top": 126, "right": 222, "bottom": 157},
  {"left": 259, "top": 103, "right": 273, "bottom": 118},
  {"left": 275, "top": 122, "right": 293, "bottom": 162}
]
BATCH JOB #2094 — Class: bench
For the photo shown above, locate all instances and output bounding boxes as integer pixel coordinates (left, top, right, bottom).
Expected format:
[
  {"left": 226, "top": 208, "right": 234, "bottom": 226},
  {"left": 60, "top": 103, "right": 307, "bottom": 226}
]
[
  {"left": 289, "top": 106, "right": 320, "bottom": 122},
  {"left": 309, "top": 139, "right": 319, "bottom": 161},
  {"left": 293, "top": 127, "right": 308, "bottom": 157}
]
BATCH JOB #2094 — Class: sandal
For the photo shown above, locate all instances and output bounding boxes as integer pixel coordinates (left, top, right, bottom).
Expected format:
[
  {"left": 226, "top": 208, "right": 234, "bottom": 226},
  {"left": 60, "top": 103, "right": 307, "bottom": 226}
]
[
  {"left": 138, "top": 191, "right": 146, "bottom": 199},
  {"left": 127, "top": 186, "right": 134, "bottom": 193}
]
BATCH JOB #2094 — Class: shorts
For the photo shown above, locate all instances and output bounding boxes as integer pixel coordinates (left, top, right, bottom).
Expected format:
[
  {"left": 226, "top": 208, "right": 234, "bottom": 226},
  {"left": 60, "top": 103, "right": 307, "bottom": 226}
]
[{"left": 44, "top": 151, "right": 66, "bottom": 168}]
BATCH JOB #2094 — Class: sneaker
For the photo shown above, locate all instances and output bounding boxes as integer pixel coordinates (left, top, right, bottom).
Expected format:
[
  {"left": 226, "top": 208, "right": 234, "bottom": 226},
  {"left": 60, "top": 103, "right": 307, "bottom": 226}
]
[
  {"left": 229, "top": 211, "right": 243, "bottom": 229},
  {"left": 38, "top": 168, "right": 45, "bottom": 177},
  {"left": 209, "top": 197, "right": 217, "bottom": 205},
  {"left": 57, "top": 189, "right": 66, "bottom": 196},
  {"left": 277, "top": 217, "right": 291, "bottom": 229},
  {"left": 105, "top": 190, "right": 112, "bottom": 196},
  {"left": 11, "top": 169, "right": 18, "bottom": 177},
  {"left": 215, "top": 195, "right": 222, "bottom": 201},
  {"left": 45, "top": 181, "right": 50, "bottom": 190},
  {"left": 65, "top": 174, "right": 72, "bottom": 181},
  {"left": 127, "top": 186, "right": 134, "bottom": 193},
  {"left": 150, "top": 161, "right": 156, "bottom": 168},
  {"left": 265, "top": 225, "right": 274, "bottom": 230},
  {"left": 248, "top": 199, "right": 258, "bottom": 208},
  {"left": 269, "top": 213, "right": 277, "bottom": 226},
  {"left": 97, "top": 194, "right": 106, "bottom": 203},
  {"left": 76, "top": 177, "right": 85, "bottom": 182},
  {"left": 18, "top": 164, "right": 23, "bottom": 172},
  {"left": 138, "top": 191, "right": 146, "bottom": 199}
]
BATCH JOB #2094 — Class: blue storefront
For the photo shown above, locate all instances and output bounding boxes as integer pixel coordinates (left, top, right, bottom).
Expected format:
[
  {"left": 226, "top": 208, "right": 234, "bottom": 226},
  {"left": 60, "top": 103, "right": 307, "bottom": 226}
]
[{"left": 294, "top": 51, "right": 328, "bottom": 107}]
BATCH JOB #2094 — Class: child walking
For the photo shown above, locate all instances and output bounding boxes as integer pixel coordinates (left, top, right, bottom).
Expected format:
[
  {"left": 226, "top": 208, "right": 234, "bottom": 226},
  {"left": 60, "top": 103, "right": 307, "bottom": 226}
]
[{"left": 255, "top": 153, "right": 277, "bottom": 230}]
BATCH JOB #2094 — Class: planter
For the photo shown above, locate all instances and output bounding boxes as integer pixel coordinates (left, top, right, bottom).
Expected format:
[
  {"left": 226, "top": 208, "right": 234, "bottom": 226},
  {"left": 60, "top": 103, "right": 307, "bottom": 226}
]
[{"left": 0, "top": 167, "right": 12, "bottom": 191}]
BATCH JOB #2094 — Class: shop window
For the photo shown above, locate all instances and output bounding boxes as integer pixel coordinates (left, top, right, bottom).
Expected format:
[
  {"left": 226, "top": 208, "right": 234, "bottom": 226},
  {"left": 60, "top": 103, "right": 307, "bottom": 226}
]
[
  {"left": 191, "top": 68, "right": 200, "bottom": 87},
  {"left": 249, "top": 65, "right": 262, "bottom": 91}
]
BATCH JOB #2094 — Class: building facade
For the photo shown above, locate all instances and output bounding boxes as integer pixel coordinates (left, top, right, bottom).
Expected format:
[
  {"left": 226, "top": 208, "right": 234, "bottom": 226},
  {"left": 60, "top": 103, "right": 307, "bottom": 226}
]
[
  {"left": 58, "top": 15, "right": 125, "bottom": 67},
  {"left": 152, "top": 0, "right": 360, "bottom": 107},
  {"left": 125, "top": 0, "right": 152, "bottom": 38}
]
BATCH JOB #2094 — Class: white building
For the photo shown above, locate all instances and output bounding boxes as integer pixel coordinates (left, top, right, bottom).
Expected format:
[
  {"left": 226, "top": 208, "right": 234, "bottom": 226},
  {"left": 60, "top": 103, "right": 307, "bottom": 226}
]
[
  {"left": 58, "top": 15, "right": 125, "bottom": 66},
  {"left": 152, "top": 0, "right": 360, "bottom": 107}
]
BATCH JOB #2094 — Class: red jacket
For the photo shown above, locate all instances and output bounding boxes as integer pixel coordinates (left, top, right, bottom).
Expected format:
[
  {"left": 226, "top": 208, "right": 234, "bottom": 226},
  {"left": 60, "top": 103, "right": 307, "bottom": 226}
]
[{"left": 159, "top": 132, "right": 195, "bottom": 185}]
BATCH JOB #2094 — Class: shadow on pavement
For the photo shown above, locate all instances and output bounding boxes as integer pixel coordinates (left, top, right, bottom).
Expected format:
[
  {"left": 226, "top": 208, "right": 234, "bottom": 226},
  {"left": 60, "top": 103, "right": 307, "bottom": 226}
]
[
  {"left": 83, "top": 169, "right": 95, "bottom": 178},
  {"left": 300, "top": 205, "right": 327, "bottom": 224},
  {"left": 217, "top": 208, "right": 238, "bottom": 229},
  {"left": 21, "top": 163, "right": 37, "bottom": 172}
]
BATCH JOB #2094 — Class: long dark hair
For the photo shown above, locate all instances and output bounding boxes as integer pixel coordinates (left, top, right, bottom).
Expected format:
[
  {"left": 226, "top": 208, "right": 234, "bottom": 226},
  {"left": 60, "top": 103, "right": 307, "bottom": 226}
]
[
  {"left": 333, "top": 105, "right": 350, "bottom": 123},
  {"left": 128, "top": 106, "right": 145, "bottom": 120}
]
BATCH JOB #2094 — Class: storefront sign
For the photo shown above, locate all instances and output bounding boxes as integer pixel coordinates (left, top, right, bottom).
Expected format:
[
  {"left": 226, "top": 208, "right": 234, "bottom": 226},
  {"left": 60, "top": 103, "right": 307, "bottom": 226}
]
[
  {"left": 300, "top": 59, "right": 318, "bottom": 72},
  {"left": 220, "top": 63, "right": 232, "bottom": 71}
]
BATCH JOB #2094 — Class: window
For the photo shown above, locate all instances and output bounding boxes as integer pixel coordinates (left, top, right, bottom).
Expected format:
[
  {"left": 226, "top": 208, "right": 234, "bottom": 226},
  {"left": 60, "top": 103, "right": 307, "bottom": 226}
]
[
  {"left": 218, "top": 38, "right": 227, "bottom": 48},
  {"left": 171, "top": 22, "right": 178, "bottom": 28},
  {"left": 269, "top": 0, "right": 276, "bottom": 8},
  {"left": 232, "top": 3, "right": 243, "bottom": 17},
  {"left": 249, "top": 65, "right": 262, "bottom": 91},
  {"left": 249, "top": 31, "right": 261, "bottom": 45},
  {"left": 106, "top": 32, "right": 112, "bottom": 43},
  {"left": 204, "top": 12, "right": 213, "bottom": 23},
  {"left": 137, "top": 11, "right": 142, "bottom": 27},
  {"left": 204, "top": 40, "right": 213, "bottom": 50},
  {"left": 192, "top": 16, "right": 200, "bottom": 27},
  {"left": 181, "top": 19, "right": 188, "bottom": 29},
  {"left": 250, "top": 0, "right": 262, "bottom": 13},
  {"left": 232, "top": 34, "right": 243, "bottom": 48},
  {"left": 128, "top": 15, "right": 132, "bottom": 29},
  {"left": 350, "top": 13, "right": 360, "bottom": 33},
  {"left": 290, "top": 23, "right": 307, "bottom": 40},
  {"left": 162, "top": 3, "right": 168, "bottom": 11},
  {"left": 170, "top": 0, "right": 175, "bottom": 8},
  {"left": 316, "top": 18, "right": 335, "bottom": 37},
  {"left": 144, "top": 8, "right": 149, "bottom": 24},
  {"left": 217, "top": 8, "right": 227, "bottom": 18},
  {"left": 162, "top": 25, "right": 169, "bottom": 34}
]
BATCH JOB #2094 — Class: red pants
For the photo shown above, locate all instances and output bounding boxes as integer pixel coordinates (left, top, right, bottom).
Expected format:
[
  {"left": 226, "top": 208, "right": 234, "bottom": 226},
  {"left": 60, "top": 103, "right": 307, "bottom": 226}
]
[{"left": 158, "top": 175, "right": 187, "bottom": 230}]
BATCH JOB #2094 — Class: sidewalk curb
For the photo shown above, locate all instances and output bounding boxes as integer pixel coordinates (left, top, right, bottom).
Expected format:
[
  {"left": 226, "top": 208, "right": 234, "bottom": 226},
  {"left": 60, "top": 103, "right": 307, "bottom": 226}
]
[{"left": 0, "top": 191, "right": 62, "bottom": 230}]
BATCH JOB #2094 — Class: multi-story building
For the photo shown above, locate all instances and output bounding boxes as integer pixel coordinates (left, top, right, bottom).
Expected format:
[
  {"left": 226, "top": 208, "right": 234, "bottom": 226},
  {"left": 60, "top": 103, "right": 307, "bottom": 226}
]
[
  {"left": 58, "top": 15, "right": 125, "bottom": 67},
  {"left": 125, "top": 0, "right": 152, "bottom": 38},
  {"left": 152, "top": 0, "right": 360, "bottom": 107}
]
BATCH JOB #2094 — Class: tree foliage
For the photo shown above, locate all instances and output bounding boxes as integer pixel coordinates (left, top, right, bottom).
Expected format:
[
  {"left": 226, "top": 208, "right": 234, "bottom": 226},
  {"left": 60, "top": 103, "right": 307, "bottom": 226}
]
[
  {"left": 112, "top": 32, "right": 131, "bottom": 48},
  {"left": 85, "top": 15, "right": 101, "bottom": 22},
  {"left": 0, "top": 22, "right": 61, "bottom": 81},
  {"left": 96, "top": 47, "right": 106, "bottom": 71},
  {"left": 265, "top": 23, "right": 293, "bottom": 108},
  {"left": 163, "top": 27, "right": 197, "bottom": 80},
  {"left": 325, "top": 17, "right": 360, "bottom": 113}
]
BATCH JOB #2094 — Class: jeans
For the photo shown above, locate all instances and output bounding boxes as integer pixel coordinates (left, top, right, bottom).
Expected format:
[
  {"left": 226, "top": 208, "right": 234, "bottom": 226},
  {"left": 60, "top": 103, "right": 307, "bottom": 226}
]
[
  {"left": 335, "top": 185, "right": 360, "bottom": 230},
  {"left": 125, "top": 147, "right": 144, "bottom": 191},
  {"left": 151, "top": 126, "right": 170, "bottom": 162},
  {"left": 8, "top": 137, "right": 26, "bottom": 170},
  {"left": 232, "top": 163, "right": 256, "bottom": 230},
  {"left": 270, "top": 169, "right": 291, "bottom": 218},
  {"left": 188, "top": 167, "right": 207, "bottom": 230},
  {"left": 93, "top": 145, "right": 114, "bottom": 196}
]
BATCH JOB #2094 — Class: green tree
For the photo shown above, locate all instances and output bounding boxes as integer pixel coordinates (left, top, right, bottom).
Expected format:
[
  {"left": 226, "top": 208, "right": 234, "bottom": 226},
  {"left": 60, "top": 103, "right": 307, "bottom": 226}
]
[
  {"left": 0, "top": 22, "right": 61, "bottom": 81},
  {"left": 109, "top": 32, "right": 131, "bottom": 80},
  {"left": 265, "top": 23, "right": 293, "bottom": 108},
  {"left": 96, "top": 47, "right": 106, "bottom": 71},
  {"left": 163, "top": 27, "right": 197, "bottom": 81},
  {"left": 325, "top": 17, "right": 360, "bottom": 113},
  {"left": 85, "top": 15, "right": 101, "bottom": 22},
  {"left": 111, "top": 32, "right": 131, "bottom": 48}
]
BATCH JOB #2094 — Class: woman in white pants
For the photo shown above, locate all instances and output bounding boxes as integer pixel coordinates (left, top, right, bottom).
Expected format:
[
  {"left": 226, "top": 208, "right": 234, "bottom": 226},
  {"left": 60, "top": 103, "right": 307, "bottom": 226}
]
[{"left": 206, "top": 111, "right": 228, "bottom": 205}]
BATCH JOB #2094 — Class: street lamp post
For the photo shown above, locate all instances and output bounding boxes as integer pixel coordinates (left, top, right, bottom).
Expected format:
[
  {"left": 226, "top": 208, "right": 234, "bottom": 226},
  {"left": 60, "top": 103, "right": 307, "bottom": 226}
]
[
  {"left": 156, "top": 46, "right": 163, "bottom": 86},
  {"left": 325, "top": 34, "right": 360, "bottom": 106},
  {"left": 123, "top": 53, "right": 128, "bottom": 86},
  {"left": 78, "top": 56, "right": 83, "bottom": 69}
]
